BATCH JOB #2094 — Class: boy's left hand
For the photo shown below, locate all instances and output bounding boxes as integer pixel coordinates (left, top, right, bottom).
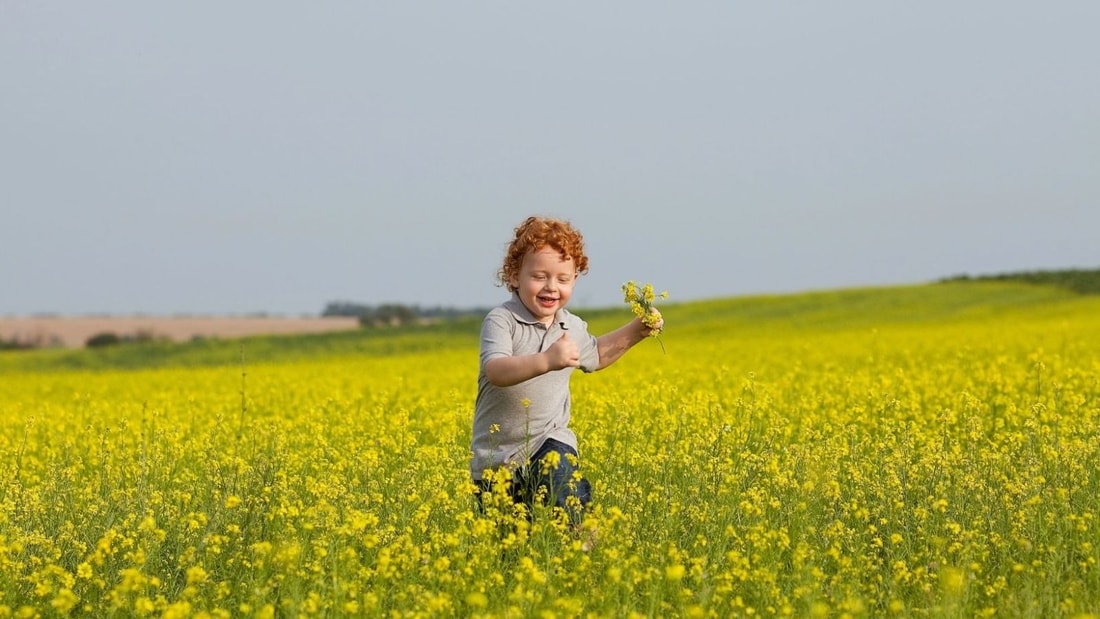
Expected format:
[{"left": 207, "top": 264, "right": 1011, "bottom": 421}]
[{"left": 642, "top": 308, "right": 664, "bottom": 336}]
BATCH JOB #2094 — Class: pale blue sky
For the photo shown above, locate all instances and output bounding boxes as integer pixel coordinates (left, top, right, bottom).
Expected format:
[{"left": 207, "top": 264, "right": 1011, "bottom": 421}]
[{"left": 2, "top": 2, "right": 1097, "bottom": 315}]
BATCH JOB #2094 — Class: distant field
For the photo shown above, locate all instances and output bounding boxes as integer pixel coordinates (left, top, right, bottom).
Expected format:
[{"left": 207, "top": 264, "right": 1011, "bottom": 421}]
[{"left": 0, "top": 315, "right": 360, "bottom": 348}]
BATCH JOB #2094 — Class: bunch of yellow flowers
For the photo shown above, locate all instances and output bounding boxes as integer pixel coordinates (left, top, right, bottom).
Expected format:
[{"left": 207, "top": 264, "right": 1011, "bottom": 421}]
[{"left": 622, "top": 280, "right": 668, "bottom": 337}]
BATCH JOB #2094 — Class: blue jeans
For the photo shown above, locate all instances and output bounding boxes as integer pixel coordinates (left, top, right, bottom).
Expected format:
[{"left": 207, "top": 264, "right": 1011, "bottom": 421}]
[{"left": 476, "top": 438, "right": 592, "bottom": 525}]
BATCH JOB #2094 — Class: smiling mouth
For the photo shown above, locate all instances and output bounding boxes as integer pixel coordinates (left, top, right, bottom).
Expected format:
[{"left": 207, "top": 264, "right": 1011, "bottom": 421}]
[{"left": 537, "top": 295, "right": 558, "bottom": 307}]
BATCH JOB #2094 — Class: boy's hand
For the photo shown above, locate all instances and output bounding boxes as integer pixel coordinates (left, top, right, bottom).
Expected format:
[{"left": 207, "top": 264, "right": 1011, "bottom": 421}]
[
  {"left": 642, "top": 308, "right": 664, "bottom": 337},
  {"left": 547, "top": 332, "right": 581, "bottom": 370}
]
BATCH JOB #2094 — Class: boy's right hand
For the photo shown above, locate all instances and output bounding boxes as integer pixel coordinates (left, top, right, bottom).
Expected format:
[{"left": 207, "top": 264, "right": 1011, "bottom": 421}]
[{"left": 546, "top": 332, "right": 581, "bottom": 370}]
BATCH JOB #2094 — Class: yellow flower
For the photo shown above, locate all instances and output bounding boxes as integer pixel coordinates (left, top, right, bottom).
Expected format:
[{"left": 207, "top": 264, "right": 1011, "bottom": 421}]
[
  {"left": 135, "top": 597, "right": 156, "bottom": 614},
  {"left": 622, "top": 280, "right": 668, "bottom": 352},
  {"left": 465, "top": 591, "right": 489, "bottom": 608},
  {"left": 941, "top": 566, "right": 966, "bottom": 594},
  {"left": 186, "top": 565, "right": 208, "bottom": 586},
  {"left": 50, "top": 589, "right": 79, "bottom": 614}
]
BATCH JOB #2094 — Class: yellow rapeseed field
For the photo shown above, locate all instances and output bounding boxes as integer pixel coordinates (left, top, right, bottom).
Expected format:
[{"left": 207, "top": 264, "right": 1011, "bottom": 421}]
[{"left": 2, "top": 282, "right": 1099, "bottom": 617}]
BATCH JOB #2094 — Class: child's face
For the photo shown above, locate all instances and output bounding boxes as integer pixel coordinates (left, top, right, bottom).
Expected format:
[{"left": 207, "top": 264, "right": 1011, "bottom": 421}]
[{"left": 509, "top": 246, "right": 577, "bottom": 325}]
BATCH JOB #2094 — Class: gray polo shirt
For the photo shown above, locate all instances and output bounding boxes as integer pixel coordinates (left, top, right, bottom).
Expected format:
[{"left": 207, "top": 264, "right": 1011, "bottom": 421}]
[{"left": 469, "top": 294, "right": 600, "bottom": 480}]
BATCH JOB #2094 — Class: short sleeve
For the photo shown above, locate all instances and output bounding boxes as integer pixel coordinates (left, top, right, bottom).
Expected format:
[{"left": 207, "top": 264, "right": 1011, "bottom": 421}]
[
  {"left": 568, "top": 314, "right": 600, "bottom": 373},
  {"left": 479, "top": 309, "right": 515, "bottom": 369}
]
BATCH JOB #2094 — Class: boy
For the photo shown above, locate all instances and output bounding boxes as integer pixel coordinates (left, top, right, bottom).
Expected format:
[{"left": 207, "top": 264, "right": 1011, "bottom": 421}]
[{"left": 470, "top": 215, "right": 663, "bottom": 527}]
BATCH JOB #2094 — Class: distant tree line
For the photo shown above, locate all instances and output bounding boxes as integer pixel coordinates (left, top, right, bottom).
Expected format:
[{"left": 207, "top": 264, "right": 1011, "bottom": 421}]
[
  {"left": 0, "top": 337, "right": 28, "bottom": 351},
  {"left": 321, "top": 301, "right": 488, "bottom": 327},
  {"left": 84, "top": 330, "right": 169, "bottom": 348},
  {"left": 0, "top": 332, "right": 62, "bottom": 351},
  {"left": 940, "top": 267, "right": 1100, "bottom": 295},
  {"left": 0, "top": 329, "right": 166, "bottom": 351}
]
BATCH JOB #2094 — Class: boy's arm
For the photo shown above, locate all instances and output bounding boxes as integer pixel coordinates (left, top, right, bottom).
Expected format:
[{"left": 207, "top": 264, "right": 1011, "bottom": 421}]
[
  {"left": 595, "top": 315, "right": 662, "bottom": 371},
  {"left": 484, "top": 334, "right": 580, "bottom": 387}
]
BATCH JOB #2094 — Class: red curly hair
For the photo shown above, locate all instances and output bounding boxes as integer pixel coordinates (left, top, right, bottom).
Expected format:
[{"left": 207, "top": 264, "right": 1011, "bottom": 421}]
[{"left": 498, "top": 216, "right": 590, "bottom": 292}]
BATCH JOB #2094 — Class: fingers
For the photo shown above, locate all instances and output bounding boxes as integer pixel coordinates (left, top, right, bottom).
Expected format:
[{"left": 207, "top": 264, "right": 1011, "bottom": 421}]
[
  {"left": 649, "top": 308, "right": 664, "bottom": 331},
  {"left": 549, "top": 332, "right": 580, "bottom": 369},
  {"left": 562, "top": 337, "right": 579, "bottom": 365}
]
